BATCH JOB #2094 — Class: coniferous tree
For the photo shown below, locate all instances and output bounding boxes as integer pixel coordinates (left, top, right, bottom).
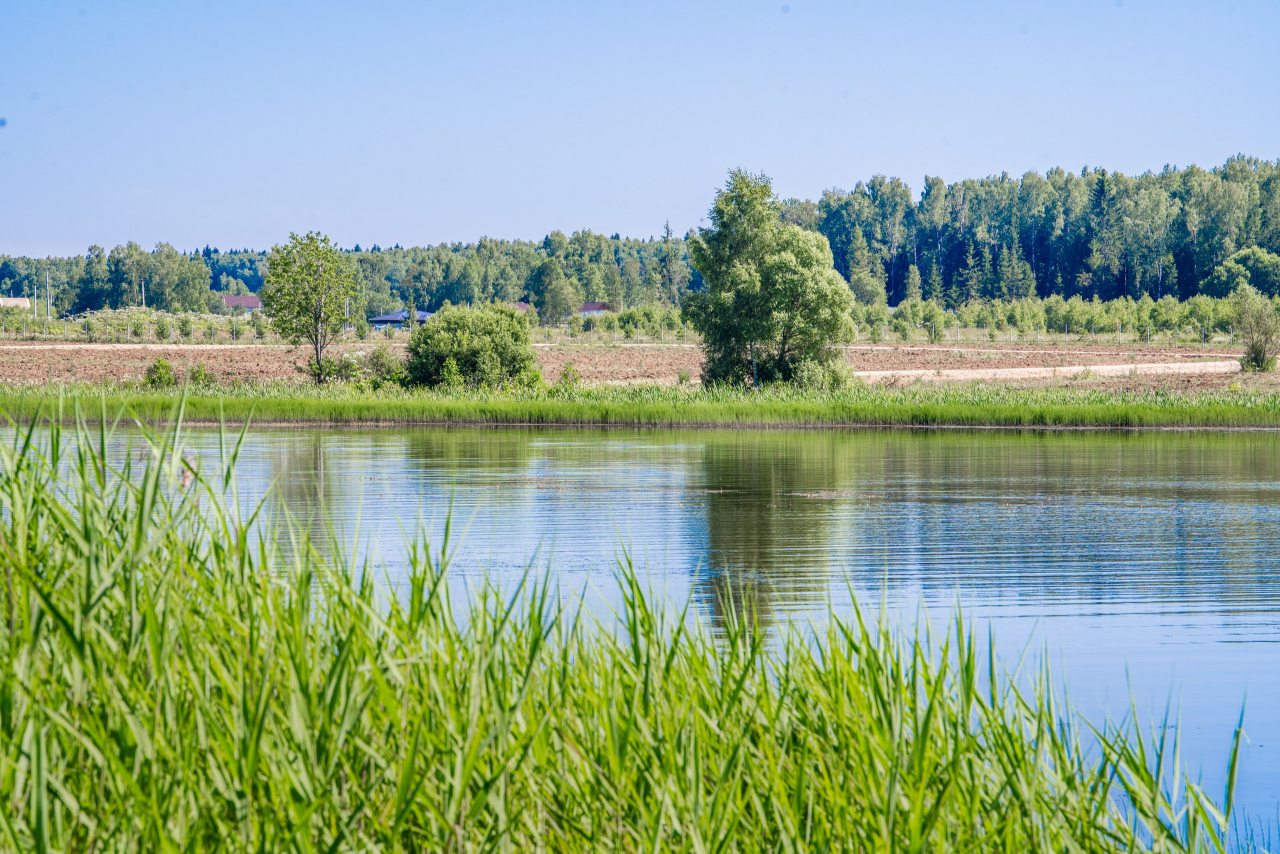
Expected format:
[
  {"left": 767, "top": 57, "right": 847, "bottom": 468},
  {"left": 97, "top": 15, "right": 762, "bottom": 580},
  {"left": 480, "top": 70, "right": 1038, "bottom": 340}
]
[
  {"left": 658, "top": 220, "right": 690, "bottom": 304},
  {"left": 904, "top": 265, "right": 923, "bottom": 302},
  {"left": 925, "top": 262, "right": 944, "bottom": 303}
]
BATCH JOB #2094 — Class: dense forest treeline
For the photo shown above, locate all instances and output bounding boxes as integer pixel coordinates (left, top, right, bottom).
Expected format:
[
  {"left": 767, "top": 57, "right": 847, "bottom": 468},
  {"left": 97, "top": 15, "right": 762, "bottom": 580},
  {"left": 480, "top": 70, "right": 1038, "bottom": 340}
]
[
  {"left": 3, "top": 156, "right": 1280, "bottom": 317},
  {"left": 791, "top": 154, "right": 1280, "bottom": 306},
  {"left": 0, "top": 228, "right": 693, "bottom": 320}
]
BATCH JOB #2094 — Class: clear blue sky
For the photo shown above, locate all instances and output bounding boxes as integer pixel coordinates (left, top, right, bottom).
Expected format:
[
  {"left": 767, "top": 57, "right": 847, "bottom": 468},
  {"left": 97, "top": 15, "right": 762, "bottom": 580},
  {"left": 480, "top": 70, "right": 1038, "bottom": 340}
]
[{"left": 2, "top": 0, "right": 1277, "bottom": 256}]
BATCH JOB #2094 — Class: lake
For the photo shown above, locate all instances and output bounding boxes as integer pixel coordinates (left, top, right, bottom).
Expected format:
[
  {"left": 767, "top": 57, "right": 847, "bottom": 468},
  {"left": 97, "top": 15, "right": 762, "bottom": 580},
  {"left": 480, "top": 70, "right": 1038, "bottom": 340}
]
[{"left": 161, "top": 425, "right": 1280, "bottom": 821}]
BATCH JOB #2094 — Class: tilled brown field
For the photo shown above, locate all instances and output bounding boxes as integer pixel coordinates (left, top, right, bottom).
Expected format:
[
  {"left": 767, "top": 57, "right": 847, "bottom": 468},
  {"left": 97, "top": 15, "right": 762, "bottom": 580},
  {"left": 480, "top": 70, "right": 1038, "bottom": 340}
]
[
  {"left": 0, "top": 340, "right": 1244, "bottom": 387},
  {"left": 0, "top": 343, "right": 319, "bottom": 384}
]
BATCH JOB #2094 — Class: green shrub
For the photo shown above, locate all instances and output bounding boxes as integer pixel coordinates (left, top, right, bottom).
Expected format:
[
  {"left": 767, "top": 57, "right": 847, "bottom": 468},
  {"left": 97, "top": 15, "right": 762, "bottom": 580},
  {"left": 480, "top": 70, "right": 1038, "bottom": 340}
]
[
  {"left": 202, "top": 323, "right": 217, "bottom": 341},
  {"left": 792, "top": 359, "right": 857, "bottom": 392},
  {"left": 677, "top": 368, "right": 692, "bottom": 385},
  {"left": 405, "top": 304, "right": 541, "bottom": 389},
  {"left": 130, "top": 319, "right": 145, "bottom": 339},
  {"left": 252, "top": 313, "right": 266, "bottom": 339},
  {"left": 1234, "top": 284, "right": 1280, "bottom": 372},
  {"left": 228, "top": 318, "right": 243, "bottom": 341},
  {"left": 362, "top": 344, "right": 406, "bottom": 388},
  {"left": 187, "top": 363, "right": 217, "bottom": 387},
  {"left": 305, "top": 356, "right": 362, "bottom": 384},
  {"left": 891, "top": 316, "right": 913, "bottom": 342},
  {"left": 556, "top": 361, "right": 581, "bottom": 388},
  {"left": 154, "top": 315, "right": 171, "bottom": 340},
  {"left": 82, "top": 317, "right": 96, "bottom": 341},
  {"left": 177, "top": 315, "right": 193, "bottom": 340},
  {"left": 922, "top": 301, "right": 947, "bottom": 343},
  {"left": 142, "top": 357, "right": 178, "bottom": 389},
  {"left": 439, "top": 356, "right": 464, "bottom": 388}
]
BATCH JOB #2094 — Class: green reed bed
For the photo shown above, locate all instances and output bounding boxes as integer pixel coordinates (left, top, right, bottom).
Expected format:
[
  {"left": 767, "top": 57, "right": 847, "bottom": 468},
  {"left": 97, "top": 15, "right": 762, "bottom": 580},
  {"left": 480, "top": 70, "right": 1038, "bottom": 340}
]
[
  {"left": 0, "top": 409, "right": 1247, "bottom": 850},
  {"left": 3, "top": 380, "right": 1280, "bottom": 429}
]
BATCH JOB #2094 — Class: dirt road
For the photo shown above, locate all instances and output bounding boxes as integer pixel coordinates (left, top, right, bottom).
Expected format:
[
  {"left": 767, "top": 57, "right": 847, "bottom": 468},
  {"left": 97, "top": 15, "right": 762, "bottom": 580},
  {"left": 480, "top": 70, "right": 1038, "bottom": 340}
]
[{"left": 855, "top": 360, "right": 1242, "bottom": 384}]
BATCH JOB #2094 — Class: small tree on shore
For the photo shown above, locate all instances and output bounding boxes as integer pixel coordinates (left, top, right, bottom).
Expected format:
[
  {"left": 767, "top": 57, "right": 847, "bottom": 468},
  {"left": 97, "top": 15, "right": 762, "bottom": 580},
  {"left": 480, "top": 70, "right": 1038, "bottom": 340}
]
[
  {"left": 262, "top": 232, "right": 362, "bottom": 383},
  {"left": 1233, "top": 284, "right": 1280, "bottom": 371}
]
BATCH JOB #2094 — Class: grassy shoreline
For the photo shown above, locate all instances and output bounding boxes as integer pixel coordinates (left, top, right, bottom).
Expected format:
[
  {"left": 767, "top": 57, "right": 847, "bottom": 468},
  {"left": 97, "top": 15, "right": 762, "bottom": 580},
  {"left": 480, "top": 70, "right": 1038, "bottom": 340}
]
[{"left": 3, "top": 381, "right": 1280, "bottom": 430}]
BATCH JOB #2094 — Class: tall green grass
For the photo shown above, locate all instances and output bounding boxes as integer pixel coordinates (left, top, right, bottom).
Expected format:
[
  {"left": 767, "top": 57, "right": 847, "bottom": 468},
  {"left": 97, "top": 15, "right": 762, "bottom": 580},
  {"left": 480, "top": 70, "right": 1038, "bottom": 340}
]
[
  {"left": 0, "top": 408, "right": 1247, "bottom": 849},
  {"left": 3, "top": 380, "right": 1280, "bottom": 429}
]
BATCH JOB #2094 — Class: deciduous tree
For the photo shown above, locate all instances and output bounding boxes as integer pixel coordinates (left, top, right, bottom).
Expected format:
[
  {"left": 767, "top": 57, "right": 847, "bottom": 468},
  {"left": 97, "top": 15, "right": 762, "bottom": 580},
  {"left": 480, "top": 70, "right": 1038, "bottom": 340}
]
[
  {"left": 261, "top": 232, "right": 362, "bottom": 383},
  {"left": 684, "top": 170, "right": 854, "bottom": 386}
]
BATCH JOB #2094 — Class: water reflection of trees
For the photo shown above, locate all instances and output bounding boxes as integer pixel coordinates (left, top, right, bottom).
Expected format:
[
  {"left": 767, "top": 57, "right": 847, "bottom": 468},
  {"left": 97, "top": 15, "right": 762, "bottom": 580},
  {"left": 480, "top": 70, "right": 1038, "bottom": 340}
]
[
  {"left": 251, "top": 426, "right": 1280, "bottom": 628},
  {"left": 695, "top": 432, "right": 853, "bottom": 633},
  {"left": 264, "top": 431, "right": 346, "bottom": 565},
  {"left": 860, "top": 430, "right": 1280, "bottom": 610},
  {"left": 402, "top": 427, "right": 535, "bottom": 476},
  {"left": 691, "top": 428, "right": 1280, "bottom": 630}
]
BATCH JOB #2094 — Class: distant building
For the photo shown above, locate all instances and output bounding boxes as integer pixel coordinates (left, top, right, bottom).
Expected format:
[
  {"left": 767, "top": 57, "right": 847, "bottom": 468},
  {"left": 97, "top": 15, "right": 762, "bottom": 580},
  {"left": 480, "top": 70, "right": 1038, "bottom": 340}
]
[
  {"left": 509, "top": 301, "right": 534, "bottom": 313},
  {"left": 577, "top": 302, "right": 612, "bottom": 317},
  {"left": 369, "top": 309, "right": 432, "bottom": 329},
  {"left": 0, "top": 297, "right": 32, "bottom": 310},
  {"left": 222, "top": 294, "right": 262, "bottom": 312}
]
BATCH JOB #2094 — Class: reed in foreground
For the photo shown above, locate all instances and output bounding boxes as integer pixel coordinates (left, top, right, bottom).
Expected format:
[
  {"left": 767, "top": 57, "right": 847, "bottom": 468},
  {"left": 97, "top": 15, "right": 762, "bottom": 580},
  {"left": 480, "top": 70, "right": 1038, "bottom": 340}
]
[{"left": 0, "top": 411, "right": 1245, "bottom": 850}]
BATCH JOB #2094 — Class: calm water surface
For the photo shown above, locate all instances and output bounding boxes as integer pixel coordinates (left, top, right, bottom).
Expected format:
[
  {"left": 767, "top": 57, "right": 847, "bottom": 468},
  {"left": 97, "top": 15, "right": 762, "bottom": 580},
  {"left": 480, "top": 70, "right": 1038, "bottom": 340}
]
[{"left": 161, "top": 427, "right": 1280, "bottom": 821}]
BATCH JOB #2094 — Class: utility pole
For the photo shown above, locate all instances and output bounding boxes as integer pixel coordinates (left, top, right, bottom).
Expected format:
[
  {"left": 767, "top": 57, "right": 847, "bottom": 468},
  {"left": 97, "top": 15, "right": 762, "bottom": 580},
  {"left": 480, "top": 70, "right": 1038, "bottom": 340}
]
[
  {"left": 45, "top": 268, "right": 51, "bottom": 319},
  {"left": 141, "top": 279, "right": 147, "bottom": 310}
]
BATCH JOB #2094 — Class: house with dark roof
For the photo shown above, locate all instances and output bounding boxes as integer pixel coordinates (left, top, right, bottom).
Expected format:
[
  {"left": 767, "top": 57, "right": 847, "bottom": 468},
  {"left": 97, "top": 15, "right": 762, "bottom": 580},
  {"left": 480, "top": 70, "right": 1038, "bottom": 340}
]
[
  {"left": 577, "top": 302, "right": 612, "bottom": 317},
  {"left": 369, "top": 309, "right": 432, "bottom": 329},
  {"left": 222, "top": 294, "right": 262, "bottom": 313}
]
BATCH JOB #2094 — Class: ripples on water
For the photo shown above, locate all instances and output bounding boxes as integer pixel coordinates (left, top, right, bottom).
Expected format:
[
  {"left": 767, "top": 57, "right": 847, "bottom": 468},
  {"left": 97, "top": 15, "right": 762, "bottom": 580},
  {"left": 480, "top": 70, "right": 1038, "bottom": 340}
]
[{"left": 86, "top": 426, "right": 1280, "bottom": 821}]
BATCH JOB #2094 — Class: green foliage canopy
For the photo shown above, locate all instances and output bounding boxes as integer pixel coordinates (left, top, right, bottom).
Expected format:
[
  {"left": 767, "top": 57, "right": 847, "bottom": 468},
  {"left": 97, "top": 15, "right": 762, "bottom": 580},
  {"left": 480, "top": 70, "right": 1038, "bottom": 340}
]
[
  {"left": 1232, "top": 283, "right": 1280, "bottom": 371},
  {"left": 685, "top": 170, "right": 855, "bottom": 386},
  {"left": 405, "top": 304, "right": 540, "bottom": 389},
  {"left": 1205, "top": 247, "right": 1280, "bottom": 297},
  {"left": 8, "top": 156, "right": 1280, "bottom": 318},
  {"left": 261, "top": 232, "right": 362, "bottom": 383},
  {"left": 527, "top": 258, "right": 581, "bottom": 324}
]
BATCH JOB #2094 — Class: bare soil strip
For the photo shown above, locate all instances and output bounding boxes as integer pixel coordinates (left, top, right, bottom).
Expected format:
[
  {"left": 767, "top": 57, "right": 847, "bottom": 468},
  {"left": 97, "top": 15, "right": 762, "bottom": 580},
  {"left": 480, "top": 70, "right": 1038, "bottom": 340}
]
[{"left": 0, "top": 340, "right": 1246, "bottom": 387}]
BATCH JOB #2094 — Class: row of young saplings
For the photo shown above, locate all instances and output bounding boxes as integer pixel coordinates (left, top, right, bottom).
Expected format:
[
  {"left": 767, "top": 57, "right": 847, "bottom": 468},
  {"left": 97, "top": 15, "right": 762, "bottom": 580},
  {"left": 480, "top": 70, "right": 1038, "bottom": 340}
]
[{"left": 4, "top": 288, "right": 1279, "bottom": 347}]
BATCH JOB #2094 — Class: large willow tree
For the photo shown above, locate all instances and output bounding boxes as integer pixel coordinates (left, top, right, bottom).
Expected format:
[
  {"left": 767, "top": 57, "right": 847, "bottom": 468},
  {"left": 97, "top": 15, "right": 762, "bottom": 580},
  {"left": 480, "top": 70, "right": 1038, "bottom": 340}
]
[{"left": 684, "top": 170, "right": 854, "bottom": 386}]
